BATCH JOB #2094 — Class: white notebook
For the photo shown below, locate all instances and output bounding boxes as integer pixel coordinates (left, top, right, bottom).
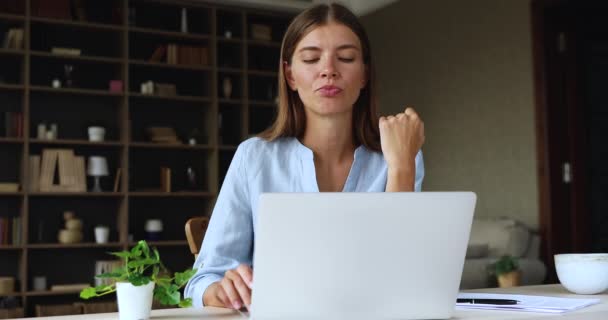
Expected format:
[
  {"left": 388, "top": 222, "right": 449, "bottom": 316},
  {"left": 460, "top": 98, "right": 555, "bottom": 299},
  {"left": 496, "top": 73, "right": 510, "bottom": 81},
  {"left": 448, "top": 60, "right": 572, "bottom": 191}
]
[{"left": 457, "top": 293, "right": 600, "bottom": 313}]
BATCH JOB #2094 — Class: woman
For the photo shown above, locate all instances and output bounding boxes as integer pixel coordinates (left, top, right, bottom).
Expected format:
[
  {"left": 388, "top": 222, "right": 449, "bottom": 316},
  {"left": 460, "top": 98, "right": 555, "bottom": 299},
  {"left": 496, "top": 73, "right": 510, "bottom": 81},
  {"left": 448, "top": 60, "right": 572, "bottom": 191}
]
[{"left": 185, "top": 3, "right": 425, "bottom": 310}]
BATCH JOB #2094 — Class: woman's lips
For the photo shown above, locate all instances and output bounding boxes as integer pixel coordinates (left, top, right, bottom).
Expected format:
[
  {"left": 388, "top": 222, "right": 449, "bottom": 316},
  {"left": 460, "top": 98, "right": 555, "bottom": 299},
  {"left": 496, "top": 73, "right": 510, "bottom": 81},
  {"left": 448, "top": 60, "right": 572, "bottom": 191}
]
[{"left": 317, "top": 86, "right": 342, "bottom": 97}]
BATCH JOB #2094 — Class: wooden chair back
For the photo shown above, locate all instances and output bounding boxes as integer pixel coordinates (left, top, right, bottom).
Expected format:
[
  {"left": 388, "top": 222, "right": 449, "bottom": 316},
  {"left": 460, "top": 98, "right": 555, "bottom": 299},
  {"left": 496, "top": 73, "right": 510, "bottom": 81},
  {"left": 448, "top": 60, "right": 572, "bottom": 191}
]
[{"left": 185, "top": 217, "right": 210, "bottom": 260}]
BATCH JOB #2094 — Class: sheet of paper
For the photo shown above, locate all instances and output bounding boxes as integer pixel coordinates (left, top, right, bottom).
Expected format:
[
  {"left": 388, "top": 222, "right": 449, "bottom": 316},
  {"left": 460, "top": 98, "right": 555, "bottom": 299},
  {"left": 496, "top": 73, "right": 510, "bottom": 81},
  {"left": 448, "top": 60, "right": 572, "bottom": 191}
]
[{"left": 457, "top": 292, "right": 600, "bottom": 313}]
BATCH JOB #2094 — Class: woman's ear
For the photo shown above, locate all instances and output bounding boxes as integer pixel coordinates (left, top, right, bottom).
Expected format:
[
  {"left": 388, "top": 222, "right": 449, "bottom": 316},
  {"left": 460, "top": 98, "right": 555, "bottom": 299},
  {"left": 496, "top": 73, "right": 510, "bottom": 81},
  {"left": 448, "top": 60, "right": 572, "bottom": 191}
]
[{"left": 284, "top": 61, "right": 297, "bottom": 91}]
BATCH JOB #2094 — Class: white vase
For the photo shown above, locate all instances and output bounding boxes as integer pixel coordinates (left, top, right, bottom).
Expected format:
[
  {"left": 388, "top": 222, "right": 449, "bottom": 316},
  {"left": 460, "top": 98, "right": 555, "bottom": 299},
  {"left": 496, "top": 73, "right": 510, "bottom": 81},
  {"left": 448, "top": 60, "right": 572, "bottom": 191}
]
[
  {"left": 222, "top": 77, "right": 232, "bottom": 99},
  {"left": 116, "top": 281, "right": 154, "bottom": 320}
]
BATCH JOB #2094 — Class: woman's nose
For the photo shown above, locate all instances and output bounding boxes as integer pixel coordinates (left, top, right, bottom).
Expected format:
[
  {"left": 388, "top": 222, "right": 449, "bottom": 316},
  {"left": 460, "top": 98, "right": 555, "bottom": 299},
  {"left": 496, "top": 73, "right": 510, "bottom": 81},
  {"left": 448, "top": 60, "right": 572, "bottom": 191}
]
[{"left": 320, "top": 61, "right": 339, "bottom": 79}]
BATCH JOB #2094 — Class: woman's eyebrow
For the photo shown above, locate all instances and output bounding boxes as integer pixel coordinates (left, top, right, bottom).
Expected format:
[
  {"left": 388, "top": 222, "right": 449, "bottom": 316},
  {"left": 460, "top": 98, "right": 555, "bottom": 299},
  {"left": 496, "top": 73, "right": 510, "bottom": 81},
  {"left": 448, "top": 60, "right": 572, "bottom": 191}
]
[{"left": 297, "top": 44, "right": 360, "bottom": 53}]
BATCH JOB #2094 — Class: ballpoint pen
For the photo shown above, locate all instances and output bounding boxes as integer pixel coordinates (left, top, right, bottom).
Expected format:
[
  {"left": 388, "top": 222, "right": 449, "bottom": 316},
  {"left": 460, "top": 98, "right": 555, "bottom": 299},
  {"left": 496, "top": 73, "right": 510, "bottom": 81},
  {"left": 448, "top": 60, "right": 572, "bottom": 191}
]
[{"left": 457, "top": 298, "right": 519, "bottom": 305}]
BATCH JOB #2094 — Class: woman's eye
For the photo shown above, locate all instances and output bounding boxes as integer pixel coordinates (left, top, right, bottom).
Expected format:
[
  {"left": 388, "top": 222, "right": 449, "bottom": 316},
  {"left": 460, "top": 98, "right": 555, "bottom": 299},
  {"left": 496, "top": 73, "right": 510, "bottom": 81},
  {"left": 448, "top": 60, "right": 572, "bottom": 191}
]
[
  {"left": 339, "top": 57, "right": 355, "bottom": 63},
  {"left": 302, "top": 58, "right": 319, "bottom": 64}
]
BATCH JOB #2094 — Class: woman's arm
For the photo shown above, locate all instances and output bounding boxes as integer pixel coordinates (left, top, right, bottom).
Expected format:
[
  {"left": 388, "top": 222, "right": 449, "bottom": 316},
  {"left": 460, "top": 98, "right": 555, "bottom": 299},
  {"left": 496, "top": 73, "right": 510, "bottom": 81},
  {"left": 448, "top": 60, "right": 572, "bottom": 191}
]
[
  {"left": 380, "top": 107, "right": 425, "bottom": 192},
  {"left": 184, "top": 142, "right": 253, "bottom": 308}
]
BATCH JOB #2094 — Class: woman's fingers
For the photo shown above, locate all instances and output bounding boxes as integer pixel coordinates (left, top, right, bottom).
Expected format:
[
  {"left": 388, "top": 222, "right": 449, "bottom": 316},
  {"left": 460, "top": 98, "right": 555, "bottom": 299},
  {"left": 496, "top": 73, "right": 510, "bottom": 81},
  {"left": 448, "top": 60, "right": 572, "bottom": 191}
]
[
  {"left": 230, "top": 271, "right": 252, "bottom": 307},
  {"left": 216, "top": 285, "right": 232, "bottom": 309},
  {"left": 236, "top": 264, "right": 254, "bottom": 289},
  {"left": 221, "top": 271, "right": 244, "bottom": 309},
  {"left": 220, "top": 265, "right": 253, "bottom": 310}
]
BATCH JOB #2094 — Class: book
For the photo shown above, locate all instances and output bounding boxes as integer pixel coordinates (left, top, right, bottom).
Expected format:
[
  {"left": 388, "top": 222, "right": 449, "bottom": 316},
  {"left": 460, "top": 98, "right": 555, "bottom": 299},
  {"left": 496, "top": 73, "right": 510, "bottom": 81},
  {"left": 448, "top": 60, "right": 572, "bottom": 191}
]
[
  {"left": 50, "top": 283, "right": 90, "bottom": 292},
  {"left": 160, "top": 167, "right": 171, "bottom": 192},
  {"left": 12, "top": 217, "right": 21, "bottom": 245},
  {"left": 29, "top": 155, "right": 41, "bottom": 192},
  {"left": 148, "top": 45, "right": 167, "bottom": 63},
  {"left": 0, "top": 183, "right": 19, "bottom": 192},
  {"left": 74, "top": 156, "right": 86, "bottom": 192},
  {"left": 113, "top": 168, "right": 122, "bottom": 192},
  {"left": 51, "top": 47, "right": 81, "bottom": 56}
]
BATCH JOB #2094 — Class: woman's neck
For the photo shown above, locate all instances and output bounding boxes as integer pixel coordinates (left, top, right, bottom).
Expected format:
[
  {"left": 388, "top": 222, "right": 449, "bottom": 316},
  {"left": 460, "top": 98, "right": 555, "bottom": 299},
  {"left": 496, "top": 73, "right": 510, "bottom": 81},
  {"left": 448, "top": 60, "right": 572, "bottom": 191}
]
[{"left": 301, "top": 113, "right": 355, "bottom": 164}]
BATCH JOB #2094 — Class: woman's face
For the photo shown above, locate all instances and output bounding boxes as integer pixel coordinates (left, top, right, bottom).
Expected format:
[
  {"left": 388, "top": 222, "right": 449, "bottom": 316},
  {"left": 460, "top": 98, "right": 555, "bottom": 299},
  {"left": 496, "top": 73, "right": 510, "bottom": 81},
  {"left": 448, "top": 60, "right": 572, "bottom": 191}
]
[{"left": 285, "top": 22, "right": 367, "bottom": 117}]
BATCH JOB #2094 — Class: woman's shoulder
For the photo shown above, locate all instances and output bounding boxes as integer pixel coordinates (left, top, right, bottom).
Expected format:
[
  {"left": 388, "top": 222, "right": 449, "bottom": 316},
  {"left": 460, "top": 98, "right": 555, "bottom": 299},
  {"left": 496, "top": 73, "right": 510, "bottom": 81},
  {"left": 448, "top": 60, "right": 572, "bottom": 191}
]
[{"left": 236, "top": 136, "right": 298, "bottom": 161}]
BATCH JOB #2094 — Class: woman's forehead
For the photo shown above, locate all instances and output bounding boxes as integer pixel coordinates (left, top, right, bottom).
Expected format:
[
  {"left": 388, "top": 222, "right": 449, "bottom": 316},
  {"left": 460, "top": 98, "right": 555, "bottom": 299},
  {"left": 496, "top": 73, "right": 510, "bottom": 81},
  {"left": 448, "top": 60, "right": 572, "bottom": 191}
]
[{"left": 295, "top": 22, "right": 361, "bottom": 51}]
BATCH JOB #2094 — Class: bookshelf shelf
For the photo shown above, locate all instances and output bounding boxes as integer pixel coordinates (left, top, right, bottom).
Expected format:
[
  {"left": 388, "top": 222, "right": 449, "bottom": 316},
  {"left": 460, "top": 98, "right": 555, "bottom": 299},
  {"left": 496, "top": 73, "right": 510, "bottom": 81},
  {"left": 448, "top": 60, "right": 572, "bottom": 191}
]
[
  {"left": 27, "top": 242, "right": 123, "bottom": 249},
  {"left": 218, "top": 67, "right": 243, "bottom": 74},
  {"left": 128, "top": 92, "right": 211, "bottom": 103},
  {"left": 24, "top": 290, "right": 82, "bottom": 297},
  {"left": 128, "top": 191, "right": 215, "bottom": 198},
  {"left": 28, "top": 192, "right": 125, "bottom": 198},
  {"left": 0, "top": 48, "right": 25, "bottom": 56},
  {"left": 0, "top": 192, "right": 23, "bottom": 196},
  {"left": 248, "top": 70, "right": 277, "bottom": 77},
  {"left": 29, "top": 16, "right": 123, "bottom": 32},
  {"left": 29, "top": 139, "right": 124, "bottom": 147},
  {"left": 0, "top": 83, "right": 24, "bottom": 90},
  {"left": 218, "top": 37, "right": 243, "bottom": 44},
  {"left": 129, "top": 142, "right": 211, "bottom": 150},
  {"left": 30, "top": 86, "right": 123, "bottom": 97},
  {"left": 0, "top": 245, "right": 24, "bottom": 250},
  {"left": 0, "top": 13, "right": 25, "bottom": 21},
  {"left": 0, "top": 1, "right": 291, "bottom": 316},
  {"left": 219, "top": 98, "right": 244, "bottom": 105},
  {"left": 129, "top": 240, "right": 188, "bottom": 247},
  {"left": 30, "top": 51, "right": 123, "bottom": 64},
  {"left": 0, "top": 137, "right": 24, "bottom": 144},
  {"left": 128, "top": 59, "right": 211, "bottom": 71},
  {"left": 249, "top": 100, "right": 277, "bottom": 107},
  {"left": 129, "top": 27, "right": 210, "bottom": 41}
]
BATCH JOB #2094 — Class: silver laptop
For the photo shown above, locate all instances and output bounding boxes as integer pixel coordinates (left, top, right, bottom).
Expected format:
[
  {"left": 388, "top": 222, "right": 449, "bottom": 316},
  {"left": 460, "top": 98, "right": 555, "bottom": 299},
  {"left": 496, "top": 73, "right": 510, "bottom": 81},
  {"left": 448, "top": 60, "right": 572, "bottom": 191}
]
[{"left": 250, "top": 192, "right": 477, "bottom": 320}]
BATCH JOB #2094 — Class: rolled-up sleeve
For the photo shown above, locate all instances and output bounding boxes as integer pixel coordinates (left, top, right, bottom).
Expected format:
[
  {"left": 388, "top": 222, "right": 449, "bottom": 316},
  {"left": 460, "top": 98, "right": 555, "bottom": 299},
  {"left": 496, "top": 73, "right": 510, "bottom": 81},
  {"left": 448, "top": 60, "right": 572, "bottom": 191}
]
[
  {"left": 414, "top": 151, "right": 424, "bottom": 192},
  {"left": 184, "top": 142, "right": 253, "bottom": 308}
]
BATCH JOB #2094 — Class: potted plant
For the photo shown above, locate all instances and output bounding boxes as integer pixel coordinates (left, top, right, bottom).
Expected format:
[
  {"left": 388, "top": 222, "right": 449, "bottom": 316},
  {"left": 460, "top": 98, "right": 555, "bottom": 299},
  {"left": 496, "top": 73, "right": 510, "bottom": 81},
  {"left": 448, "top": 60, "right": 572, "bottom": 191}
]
[
  {"left": 488, "top": 255, "right": 521, "bottom": 288},
  {"left": 80, "top": 240, "right": 196, "bottom": 320}
]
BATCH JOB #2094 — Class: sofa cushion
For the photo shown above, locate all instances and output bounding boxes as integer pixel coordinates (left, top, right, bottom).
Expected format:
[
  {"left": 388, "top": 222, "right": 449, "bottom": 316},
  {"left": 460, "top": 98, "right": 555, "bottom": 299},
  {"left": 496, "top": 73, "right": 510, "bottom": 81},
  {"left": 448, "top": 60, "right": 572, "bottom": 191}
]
[{"left": 469, "top": 218, "right": 530, "bottom": 258}]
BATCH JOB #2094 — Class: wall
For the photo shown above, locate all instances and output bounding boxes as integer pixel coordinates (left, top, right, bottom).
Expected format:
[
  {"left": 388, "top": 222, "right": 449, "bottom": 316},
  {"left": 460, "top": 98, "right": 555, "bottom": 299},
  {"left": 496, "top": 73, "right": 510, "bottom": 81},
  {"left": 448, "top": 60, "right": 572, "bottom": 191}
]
[{"left": 362, "top": 0, "right": 539, "bottom": 228}]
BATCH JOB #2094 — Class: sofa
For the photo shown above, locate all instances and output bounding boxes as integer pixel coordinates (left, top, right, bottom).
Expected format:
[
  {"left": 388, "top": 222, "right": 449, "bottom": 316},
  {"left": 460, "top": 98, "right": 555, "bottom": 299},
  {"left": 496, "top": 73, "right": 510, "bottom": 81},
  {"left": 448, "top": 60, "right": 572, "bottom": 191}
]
[{"left": 460, "top": 217, "right": 547, "bottom": 289}]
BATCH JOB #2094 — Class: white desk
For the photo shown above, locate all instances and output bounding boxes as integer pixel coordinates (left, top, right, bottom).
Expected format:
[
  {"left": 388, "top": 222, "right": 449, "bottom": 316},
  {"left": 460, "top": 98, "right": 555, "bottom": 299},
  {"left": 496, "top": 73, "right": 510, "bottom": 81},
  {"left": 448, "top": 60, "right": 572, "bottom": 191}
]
[{"left": 16, "top": 284, "right": 608, "bottom": 319}]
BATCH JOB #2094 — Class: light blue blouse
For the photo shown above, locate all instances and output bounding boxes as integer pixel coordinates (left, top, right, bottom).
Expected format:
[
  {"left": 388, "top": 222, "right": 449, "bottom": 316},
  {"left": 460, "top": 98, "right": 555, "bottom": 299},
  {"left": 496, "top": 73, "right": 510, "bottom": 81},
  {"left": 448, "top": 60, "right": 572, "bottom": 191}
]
[{"left": 185, "top": 137, "right": 425, "bottom": 307}]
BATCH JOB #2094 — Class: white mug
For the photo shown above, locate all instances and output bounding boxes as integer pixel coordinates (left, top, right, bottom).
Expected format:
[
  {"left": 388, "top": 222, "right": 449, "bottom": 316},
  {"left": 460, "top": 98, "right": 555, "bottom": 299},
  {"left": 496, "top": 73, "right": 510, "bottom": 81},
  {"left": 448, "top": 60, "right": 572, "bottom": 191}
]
[
  {"left": 94, "top": 226, "right": 110, "bottom": 244},
  {"left": 88, "top": 126, "right": 106, "bottom": 142}
]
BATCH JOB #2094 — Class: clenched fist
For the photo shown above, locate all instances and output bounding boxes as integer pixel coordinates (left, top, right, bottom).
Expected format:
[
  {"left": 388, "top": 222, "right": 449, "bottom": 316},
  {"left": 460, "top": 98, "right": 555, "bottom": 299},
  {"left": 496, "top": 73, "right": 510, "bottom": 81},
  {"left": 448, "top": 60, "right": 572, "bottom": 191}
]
[{"left": 379, "top": 107, "right": 425, "bottom": 171}]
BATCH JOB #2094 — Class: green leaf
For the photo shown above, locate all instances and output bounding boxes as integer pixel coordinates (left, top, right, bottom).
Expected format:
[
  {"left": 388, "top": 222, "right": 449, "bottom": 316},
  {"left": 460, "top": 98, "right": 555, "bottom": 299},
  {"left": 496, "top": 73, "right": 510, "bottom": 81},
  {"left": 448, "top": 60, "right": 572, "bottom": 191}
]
[
  {"left": 127, "top": 274, "right": 151, "bottom": 286},
  {"left": 154, "top": 285, "right": 180, "bottom": 306},
  {"left": 96, "top": 271, "right": 123, "bottom": 279},
  {"left": 109, "top": 251, "right": 131, "bottom": 259},
  {"left": 179, "top": 298, "right": 193, "bottom": 308},
  {"left": 174, "top": 269, "right": 196, "bottom": 287},
  {"left": 141, "top": 240, "right": 150, "bottom": 258},
  {"left": 80, "top": 287, "right": 98, "bottom": 299},
  {"left": 130, "top": 243, "right": 143, "bottom": 258},
  {"left": 127, "top": 258, "right": 158, "bottom": 268}
]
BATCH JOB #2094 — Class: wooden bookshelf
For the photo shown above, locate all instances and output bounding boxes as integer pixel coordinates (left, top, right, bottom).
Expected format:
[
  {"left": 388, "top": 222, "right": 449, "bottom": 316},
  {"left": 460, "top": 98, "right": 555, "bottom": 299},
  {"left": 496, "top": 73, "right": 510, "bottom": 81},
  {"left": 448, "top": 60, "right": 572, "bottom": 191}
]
[{"left": 0, "top": 0, "right": 293, "bottom": 316}]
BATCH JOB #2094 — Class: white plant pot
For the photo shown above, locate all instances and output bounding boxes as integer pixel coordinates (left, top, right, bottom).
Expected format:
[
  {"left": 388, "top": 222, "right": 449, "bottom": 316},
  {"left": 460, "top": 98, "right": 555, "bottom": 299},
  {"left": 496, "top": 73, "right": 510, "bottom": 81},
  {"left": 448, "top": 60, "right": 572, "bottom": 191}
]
[{"left": 116, "top": 281, "right": 154, "bottom": 320}]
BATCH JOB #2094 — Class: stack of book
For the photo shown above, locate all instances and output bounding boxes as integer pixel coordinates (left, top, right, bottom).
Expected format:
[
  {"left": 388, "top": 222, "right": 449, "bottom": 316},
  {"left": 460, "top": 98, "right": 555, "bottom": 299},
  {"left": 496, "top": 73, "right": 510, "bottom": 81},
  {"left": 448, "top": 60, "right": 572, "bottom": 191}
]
[
  {"left": 0, "top": 216, "right": 21, "bottom": 245},
  {"left": 2, "top": 28, "right": 24, "bottom": 49},
  {"left": 149, "top": 44, "right": 209, "bottom": 66},
  {"left": 30, "top": 149, "right": 87, "bottom": 192}
]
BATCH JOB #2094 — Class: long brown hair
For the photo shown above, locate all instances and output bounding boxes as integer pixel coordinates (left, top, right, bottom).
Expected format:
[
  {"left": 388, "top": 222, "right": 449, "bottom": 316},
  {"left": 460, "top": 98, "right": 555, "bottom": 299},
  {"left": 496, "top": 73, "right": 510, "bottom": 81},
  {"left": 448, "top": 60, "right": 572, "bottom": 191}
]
[{"left": 258, "top": 3, "right": 381, "bottom": 152}]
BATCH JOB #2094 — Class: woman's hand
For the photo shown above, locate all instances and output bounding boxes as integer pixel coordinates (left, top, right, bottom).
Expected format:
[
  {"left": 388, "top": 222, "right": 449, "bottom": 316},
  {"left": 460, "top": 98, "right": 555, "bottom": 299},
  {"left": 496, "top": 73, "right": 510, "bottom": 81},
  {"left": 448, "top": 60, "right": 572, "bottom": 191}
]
[
  {"left": 203, "top": 264, "right": 253, "bottom": 310},
  {"left": 379, "top": 107, "right": 425, "bottom": 191}
]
